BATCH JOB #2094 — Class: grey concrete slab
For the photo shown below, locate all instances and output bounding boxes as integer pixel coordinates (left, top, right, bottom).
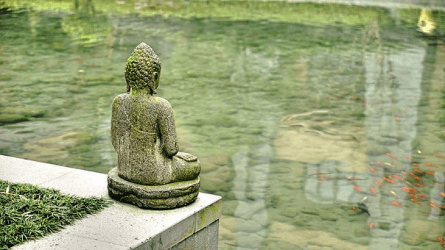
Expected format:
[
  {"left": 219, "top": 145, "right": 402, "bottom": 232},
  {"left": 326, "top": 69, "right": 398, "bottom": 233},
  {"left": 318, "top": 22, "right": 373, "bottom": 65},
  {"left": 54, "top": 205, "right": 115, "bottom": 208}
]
[
  {"left": 39, "top": 169, "right": 109, "bottom": 197},
  {"left": 0, "top": 155, "right": 75, "bottom": 185},
  {"left": 13, "top": 232, "right": 128, "bottom": 250},
  {"left": 1, "top": 155, "right": 222, "bottom": 250},
  {"left": 59, "top": 194, "right": 220, "bottom": 248}
]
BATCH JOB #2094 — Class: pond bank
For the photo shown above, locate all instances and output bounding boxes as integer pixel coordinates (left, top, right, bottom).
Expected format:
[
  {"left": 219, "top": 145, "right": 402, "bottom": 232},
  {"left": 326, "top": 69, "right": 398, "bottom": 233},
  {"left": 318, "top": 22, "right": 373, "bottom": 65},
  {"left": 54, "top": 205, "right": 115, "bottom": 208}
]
[
  {"left": 287, "top": 0, "right": 445, "bottom": 10},
  {"left": 0, "top": 155, "right": 222, "bottom": 250}
]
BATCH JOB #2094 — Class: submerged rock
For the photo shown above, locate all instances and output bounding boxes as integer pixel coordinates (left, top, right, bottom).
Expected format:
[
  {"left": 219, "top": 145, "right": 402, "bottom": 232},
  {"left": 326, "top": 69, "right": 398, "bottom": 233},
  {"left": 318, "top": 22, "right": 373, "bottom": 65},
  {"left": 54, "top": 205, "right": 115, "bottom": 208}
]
[{"left": 0, "top": 108, "right": 45, "bottom": 125}]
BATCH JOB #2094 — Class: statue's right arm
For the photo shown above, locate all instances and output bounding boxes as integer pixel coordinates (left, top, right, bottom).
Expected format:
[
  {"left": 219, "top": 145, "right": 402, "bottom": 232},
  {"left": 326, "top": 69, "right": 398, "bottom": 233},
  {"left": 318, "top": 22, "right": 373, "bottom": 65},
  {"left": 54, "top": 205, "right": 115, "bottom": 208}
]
[
  {"left": 157, "top": 98, "right": 179, "bottom": 157},
  {"left": 111, "top": 95, "right": 124, "bottom": 150}
]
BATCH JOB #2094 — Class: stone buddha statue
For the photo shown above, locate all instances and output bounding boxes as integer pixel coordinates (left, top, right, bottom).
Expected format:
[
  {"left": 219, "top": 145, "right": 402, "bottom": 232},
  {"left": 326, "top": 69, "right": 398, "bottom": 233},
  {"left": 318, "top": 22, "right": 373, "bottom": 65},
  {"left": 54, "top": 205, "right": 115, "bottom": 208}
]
[{"left": 107, "top": 43, "right": 201, "bottom": 209}]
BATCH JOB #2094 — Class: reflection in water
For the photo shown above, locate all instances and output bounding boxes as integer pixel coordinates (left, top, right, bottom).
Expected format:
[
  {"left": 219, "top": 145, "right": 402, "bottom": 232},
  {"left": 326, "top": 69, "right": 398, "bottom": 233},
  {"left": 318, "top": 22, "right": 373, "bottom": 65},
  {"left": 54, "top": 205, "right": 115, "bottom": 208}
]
[
  {"left": 428, "top": 172, "right": 445, "bottom": 222},
  {"left": 232, "top": 148, "right": 270, "bottom": 249},
  {"left": 302, "top": 17, "right": 444, "bottom": 249},
  {"left": 229, "top": 47, "right": 277, "bottom": 248},
  {"left": 301, "top": 44, "right": 444, "bottom": 250},
  {"left": 417, "top": 9, "right": 436, "bottom": 35},
  {"left": 74, "top": 0, "right": 95, "bottom": 13},
  {"left": 365, "top": 47, "right": 425, "bottom": 249},
  {"left": 305, "top": 160, "right": 368, "bottom": 205}
]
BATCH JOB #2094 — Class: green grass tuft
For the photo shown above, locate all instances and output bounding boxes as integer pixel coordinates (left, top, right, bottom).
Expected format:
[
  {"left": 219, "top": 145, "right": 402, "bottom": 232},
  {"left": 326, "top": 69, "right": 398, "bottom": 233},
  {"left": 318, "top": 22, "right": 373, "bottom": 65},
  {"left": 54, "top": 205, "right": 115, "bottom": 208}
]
[{"left": 0, "top": 180, "right": 112, "bottom": 249}]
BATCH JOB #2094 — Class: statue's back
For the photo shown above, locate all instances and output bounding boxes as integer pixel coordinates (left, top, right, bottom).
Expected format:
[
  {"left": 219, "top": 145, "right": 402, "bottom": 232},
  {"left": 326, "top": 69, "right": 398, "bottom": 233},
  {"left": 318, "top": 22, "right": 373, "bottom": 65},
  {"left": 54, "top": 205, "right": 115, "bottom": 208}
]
[{"left": 112, "top": 94, "right": 172, "bottom": 185}]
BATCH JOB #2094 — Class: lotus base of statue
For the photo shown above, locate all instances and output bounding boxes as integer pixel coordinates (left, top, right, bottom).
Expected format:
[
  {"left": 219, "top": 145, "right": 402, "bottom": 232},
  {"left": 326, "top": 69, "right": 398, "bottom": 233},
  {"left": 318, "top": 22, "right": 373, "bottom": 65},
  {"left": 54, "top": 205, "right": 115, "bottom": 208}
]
[{"left": 107, "top": 167, "right": 200, "bottom": 209}]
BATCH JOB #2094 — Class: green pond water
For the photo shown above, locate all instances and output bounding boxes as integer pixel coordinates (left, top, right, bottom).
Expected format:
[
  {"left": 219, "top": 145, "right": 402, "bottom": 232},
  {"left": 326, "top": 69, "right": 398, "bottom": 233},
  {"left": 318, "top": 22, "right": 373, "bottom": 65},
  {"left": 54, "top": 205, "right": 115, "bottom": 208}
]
[{"left": 1, "top": 1, "right": 445, "bottom": 249}]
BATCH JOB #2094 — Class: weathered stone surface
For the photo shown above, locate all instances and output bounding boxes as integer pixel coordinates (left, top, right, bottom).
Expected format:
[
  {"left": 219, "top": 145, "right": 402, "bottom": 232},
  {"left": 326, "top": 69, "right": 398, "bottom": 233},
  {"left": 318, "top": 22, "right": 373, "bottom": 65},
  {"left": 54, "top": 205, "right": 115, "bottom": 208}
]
[
  {"left": 108, "top": 167, "right": 199, "bottom": 209},
  {"left": 108, "top": 42, "right": 201, "bottom": 209}
]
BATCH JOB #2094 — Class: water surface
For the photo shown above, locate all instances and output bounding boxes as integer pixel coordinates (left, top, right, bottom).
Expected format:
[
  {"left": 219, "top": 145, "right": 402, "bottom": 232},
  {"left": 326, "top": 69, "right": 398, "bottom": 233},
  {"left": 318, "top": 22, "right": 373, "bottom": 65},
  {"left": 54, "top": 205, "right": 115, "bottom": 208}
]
[{"left": 1, "top": 2, "right": 445, "bottom": 249}]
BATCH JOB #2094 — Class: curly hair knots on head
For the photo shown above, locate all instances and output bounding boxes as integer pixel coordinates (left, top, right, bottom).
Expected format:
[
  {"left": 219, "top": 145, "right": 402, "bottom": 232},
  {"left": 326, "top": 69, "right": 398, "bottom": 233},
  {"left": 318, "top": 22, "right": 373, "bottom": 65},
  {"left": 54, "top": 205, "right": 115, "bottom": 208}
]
[{"left": 125, "top": 42, "right": 161, "bottom": 93}]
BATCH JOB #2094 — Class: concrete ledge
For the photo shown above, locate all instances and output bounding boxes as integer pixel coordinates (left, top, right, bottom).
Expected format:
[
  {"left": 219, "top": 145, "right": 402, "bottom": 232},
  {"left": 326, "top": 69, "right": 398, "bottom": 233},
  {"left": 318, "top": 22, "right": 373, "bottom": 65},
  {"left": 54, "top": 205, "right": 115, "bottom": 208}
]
[{"left": 0, "top": 155, "right": 221, "bottom": 250}]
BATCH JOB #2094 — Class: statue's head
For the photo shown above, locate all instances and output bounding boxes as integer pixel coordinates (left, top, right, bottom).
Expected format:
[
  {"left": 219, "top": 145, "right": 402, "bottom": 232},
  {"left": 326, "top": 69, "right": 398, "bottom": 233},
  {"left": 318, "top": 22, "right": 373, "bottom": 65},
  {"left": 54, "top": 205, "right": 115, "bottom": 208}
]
[{"left": 125, "top": 43, "right": 161, "bottom": 94}]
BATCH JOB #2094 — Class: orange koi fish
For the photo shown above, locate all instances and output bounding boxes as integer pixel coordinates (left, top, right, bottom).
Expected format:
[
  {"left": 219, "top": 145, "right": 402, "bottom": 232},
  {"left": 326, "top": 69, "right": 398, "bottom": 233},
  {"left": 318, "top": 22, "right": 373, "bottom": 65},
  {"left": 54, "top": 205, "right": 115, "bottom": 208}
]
[
  {"left": 435, "top": 182, "right": 444, "bottom": 188},
  {"left": 415, "top": 183, "right": 423, "bottom": 187},
  {"left": 383, "top": 177, "right": 396, "bottom": 184},
  {"left": 418, "top": 194, "right": 425, "bottom": 198},
  {"left": 374, "top": 180, "right": 383, "bottom": 186},
  {"left": 410, "top": 198, "right": 420, "bottom": 205},
  {"left": 413, "top": 169, "right": 421, "bottom": 173},
  {"left": 377, "top": 161, "right": 382, "bottom": 165},
  {"left": 438, "top": 236, "right": 443, "bottom": 245},
  {"left": 352, "top": 206, "right": 357, "bottom": 212},
  {"left": 401, "top": 171, "right": 406, "bottom": 175},
  {"left": 401, "top": 187, "right": 416, "bottom": 198},
  {"left": 368, "top": 167, "right": 376, "bottom": 172},
  {"left": 410, "top": 173, "right": 421, "bottom": 181},
  {"left": 353, "top": 185, "right": 362, "bottom": 193},
  {"left": 433, "top": 154, "right": 442, "bottom": 158},
  {"left": 425, "top": 163, "right": 438, "bottom": 168},
  {"left": 430, "top": 204, "right": 439, "bottom": 211},
  {"left": 386, "top": 153, "right": 394, "bottom": 158},
  {"left": 393, "top": 175, "right": 404, "bottom": 181},
  {"left": 369, "top": 222, "right": 374, "bottom": 229},
  {"left": 412, "top": 163, "right": 419, "bottom": 167},
  {"left": 401, "top": 186, "right": 411, "bottom": 192},
  {"left": 426, "top": 172, "right": 434, "bottom": 176},
  {"left": 440, "top": 192, "right": 445, "bottom": 197},
  {"left": 370, "top": 188, "right": 377, "bottom": 195},
  {"left": 391, "top": 201, "right": 402, "bottom": 208},
  {"left": 429, "top": 201, "right": 439, "bottom": 211}
]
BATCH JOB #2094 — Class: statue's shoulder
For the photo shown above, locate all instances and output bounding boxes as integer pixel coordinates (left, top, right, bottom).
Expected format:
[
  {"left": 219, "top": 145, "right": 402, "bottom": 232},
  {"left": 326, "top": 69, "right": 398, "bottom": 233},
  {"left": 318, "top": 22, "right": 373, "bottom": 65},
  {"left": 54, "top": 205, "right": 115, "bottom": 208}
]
[
  {"left": 112, "top": 93, "right": 129, "bottom": 105},
  {"left": 151, "top": 96, "right": 172, "bottom": 108}
]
